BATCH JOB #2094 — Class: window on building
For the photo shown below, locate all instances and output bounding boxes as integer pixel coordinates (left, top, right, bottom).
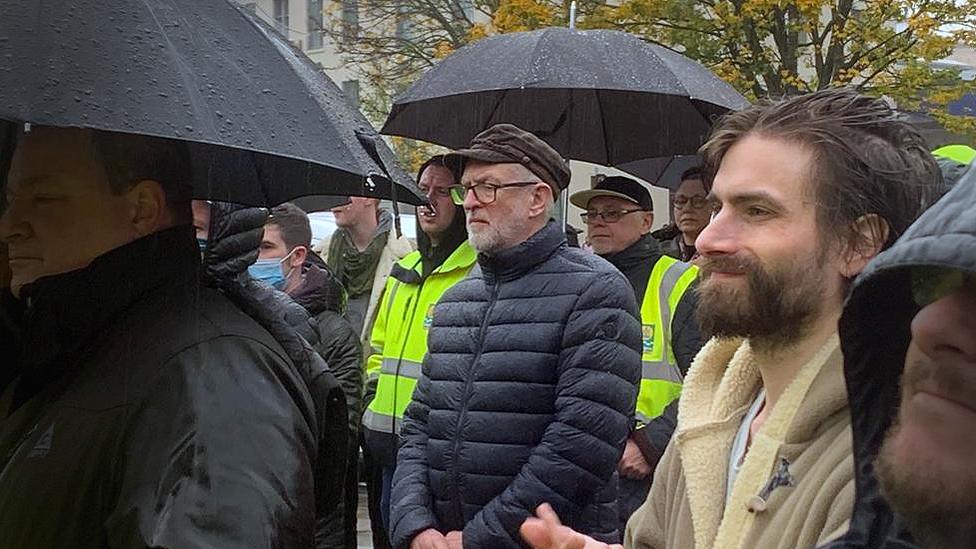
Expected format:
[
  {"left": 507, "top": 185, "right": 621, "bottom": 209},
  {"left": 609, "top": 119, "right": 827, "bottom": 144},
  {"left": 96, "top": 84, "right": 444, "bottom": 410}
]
[
  {"left": 342, "top": 80, "right": 361, "bottom": 109},
  {"left": 341, "top": 0, "right": 359, "bottom": 42},
  {"left": 307, "top": 0, "right": 324, "bottom": 50},
  {"left": 273, "top": 0, "right": 289, "bottom": 37}
]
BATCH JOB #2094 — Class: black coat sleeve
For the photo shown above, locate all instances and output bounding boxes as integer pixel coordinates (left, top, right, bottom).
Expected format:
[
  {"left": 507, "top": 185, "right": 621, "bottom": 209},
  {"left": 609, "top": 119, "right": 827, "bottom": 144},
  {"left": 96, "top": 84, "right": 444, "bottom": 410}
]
[
  {"left": 311, "top": 313, "right": 362, "bottom": 549},
  {"left": 670, "top": 283, "right": 703, "bottom": 377},
  {"left": 104, "top": 337, "right": 318, "bottom": 549},
  {"left": 461, "top": 271, "right": 643, "bottom": 548},
  {"left": 633, "top": 286, "right": 703, "bottom": 466},
  {"left": 631, "top": 398, "right": 677, "bottom": 469},
  {"left": 313, "top": 311, "right": 364, "bottom": 440}
]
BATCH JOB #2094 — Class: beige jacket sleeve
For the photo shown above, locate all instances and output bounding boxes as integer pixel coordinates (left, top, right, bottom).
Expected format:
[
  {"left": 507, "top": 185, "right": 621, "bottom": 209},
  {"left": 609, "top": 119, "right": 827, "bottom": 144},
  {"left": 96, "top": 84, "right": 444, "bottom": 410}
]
[{"left": 625, "top": 439, "right": 681, "bottom": 549}]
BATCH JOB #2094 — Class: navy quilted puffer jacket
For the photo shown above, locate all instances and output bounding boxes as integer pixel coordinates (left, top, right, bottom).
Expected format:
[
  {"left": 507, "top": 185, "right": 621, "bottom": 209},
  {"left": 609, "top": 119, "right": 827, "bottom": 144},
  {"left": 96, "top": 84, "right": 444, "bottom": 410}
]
[{"left": 390, "top": 220, "right": 642, "bottom": 548}]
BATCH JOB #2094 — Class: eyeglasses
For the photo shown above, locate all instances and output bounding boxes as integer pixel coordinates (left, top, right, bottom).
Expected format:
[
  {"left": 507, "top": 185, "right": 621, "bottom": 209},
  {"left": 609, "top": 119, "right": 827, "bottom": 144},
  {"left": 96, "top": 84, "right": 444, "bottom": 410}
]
[
  {"left": 448, "top": 181, "right": 541, "bottom": 205},
  {"left": 419, "top": 185, "right": 453, "bottom": 200},
  {"left": 580, "top": 208, "right": 645, "bottom": 224},
  {"left": 673, "top": 195, "right": 709, "bottom": 210},
  {"left": 911, "top": 266, "right": 975, "bottom": 306}
]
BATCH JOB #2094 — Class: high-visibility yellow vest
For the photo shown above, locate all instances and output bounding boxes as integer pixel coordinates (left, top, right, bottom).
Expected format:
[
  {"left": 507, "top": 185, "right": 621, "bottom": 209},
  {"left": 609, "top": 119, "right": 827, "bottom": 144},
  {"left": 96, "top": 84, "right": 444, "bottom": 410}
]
[
  {"left": 362, "top": 242, "right": 477, "bottom": 435},
  {"left": 635, "top": 255, "right": 698, "bottom": 424}
]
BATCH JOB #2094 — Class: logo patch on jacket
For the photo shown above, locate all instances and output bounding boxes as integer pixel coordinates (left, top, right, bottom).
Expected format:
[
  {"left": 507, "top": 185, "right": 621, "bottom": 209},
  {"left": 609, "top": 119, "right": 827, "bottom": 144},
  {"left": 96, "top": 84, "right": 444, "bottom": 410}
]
[
  {"left": 27, "top": 424, "right": 54, "bottom": 458},
  {"left": 424, "top": 304, "right": 435, "bottom": 329},
  {"left": 642, "top": 324, "right": 656, "bottom": 353}
]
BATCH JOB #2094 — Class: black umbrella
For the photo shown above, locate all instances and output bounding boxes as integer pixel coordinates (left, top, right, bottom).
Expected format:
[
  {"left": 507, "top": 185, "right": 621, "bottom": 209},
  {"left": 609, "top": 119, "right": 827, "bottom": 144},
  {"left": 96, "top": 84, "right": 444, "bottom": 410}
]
[
  {"left": 381, "top": 27, "right": 749, "bottom": 169},
  {"left": 616, "top": 155, "right": 701, "bottom": 191},
  {"left": 0, "top": 0, "right": 421, "bottom": 206}
]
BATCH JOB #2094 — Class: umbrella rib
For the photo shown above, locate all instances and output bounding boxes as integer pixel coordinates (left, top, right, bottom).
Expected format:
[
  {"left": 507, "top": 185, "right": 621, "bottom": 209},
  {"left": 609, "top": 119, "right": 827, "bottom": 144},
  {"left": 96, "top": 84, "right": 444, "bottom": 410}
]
[
  {"left": 483, "top": 88, "right": 511, "bottom": 129},
  {"left": 596, "top": 89, "right": 612, "bottom": 166}
]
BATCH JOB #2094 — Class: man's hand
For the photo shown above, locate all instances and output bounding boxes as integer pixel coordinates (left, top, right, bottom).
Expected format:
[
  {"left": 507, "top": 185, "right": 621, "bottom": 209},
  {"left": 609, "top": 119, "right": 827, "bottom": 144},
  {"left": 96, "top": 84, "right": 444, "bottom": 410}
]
[
  {"left": 445, "top": 530, "right": 463, "bottom": 549},
  {"left": 410, "top": 528, "right": 450, "bottom": 549},
  {"left": 520, "top": 504, "right": 623, "bottom": 549},
  {"left": 618, "top": 438, "right": 652, "bottom": 479}
]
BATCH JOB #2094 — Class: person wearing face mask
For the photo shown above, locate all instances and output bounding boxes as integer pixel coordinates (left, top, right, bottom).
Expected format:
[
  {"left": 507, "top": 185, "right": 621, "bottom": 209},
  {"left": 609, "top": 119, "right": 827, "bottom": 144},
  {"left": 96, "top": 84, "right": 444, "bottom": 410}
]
[
  {"left": 192, "top": 198, "right": 359, "bottom": 548},
  {"left": 361, "top": 156, "right": 476, "bottom": 548},
  {"left": 254, "top": 202, "right": 364, "bottom": 549}
]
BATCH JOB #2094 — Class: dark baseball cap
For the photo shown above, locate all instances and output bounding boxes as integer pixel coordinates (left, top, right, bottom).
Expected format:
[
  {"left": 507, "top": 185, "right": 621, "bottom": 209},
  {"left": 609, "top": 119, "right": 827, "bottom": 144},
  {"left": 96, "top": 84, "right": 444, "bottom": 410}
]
[
  {"left": 444, "top": 124, "right": 571, "bottom": 196},
  {"left": 570, "top": 176, "right": 653, "bottom": 211}
]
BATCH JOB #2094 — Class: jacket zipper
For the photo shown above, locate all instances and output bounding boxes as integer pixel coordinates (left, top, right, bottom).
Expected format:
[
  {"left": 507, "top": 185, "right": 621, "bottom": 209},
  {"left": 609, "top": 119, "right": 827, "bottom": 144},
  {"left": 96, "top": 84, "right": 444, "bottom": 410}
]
[{"left": 451, "top": 280, "right": 500, "bottom": 526}]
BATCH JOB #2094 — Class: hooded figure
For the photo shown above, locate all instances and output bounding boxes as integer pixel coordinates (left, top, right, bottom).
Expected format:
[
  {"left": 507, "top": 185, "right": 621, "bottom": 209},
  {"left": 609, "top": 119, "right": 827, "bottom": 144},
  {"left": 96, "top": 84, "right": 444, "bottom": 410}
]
[
  {"left": 361, "top": 155, "right": 475, "bottom": 548},
  {"left": 201, "top": 201, "right": 350, "bottom": 546},
  {"left": 819, "top": 165, "right": 975, "bottom": 549}
]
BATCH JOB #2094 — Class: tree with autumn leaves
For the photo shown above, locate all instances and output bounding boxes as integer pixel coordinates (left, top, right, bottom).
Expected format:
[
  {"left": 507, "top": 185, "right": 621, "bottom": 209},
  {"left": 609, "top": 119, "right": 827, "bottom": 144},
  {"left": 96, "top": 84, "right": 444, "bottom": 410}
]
[
  {"left": 586, "top": 0, "right": 976, "bottom": 135},
  {"left": 323, "top": 0, "right": 976, "bottom": 167}
]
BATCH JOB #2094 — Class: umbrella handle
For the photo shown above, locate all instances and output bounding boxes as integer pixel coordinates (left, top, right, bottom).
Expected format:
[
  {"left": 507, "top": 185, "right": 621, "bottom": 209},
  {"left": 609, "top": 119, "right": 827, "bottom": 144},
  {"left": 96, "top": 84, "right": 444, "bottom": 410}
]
[{"left": 356, "top": 131, "right": 404, "bottom": 239}]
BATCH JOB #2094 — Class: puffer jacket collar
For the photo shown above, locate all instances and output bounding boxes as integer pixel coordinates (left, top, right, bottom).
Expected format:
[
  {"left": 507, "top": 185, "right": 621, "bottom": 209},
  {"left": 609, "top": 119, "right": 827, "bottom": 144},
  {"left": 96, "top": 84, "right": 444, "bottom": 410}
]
[
  {"left": 14, "top": 226, "right": 199, "bottom": 408},
  {"left": 478, "top": 219, "right": 565, "bottom": 285}
]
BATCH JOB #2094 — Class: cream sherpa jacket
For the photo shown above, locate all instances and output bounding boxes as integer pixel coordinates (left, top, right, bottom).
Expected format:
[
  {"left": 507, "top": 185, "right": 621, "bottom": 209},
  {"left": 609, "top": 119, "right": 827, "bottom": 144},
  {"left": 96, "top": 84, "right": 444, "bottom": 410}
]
[{"left": 624, "top": 336, "right": 854, "bottom": 549}]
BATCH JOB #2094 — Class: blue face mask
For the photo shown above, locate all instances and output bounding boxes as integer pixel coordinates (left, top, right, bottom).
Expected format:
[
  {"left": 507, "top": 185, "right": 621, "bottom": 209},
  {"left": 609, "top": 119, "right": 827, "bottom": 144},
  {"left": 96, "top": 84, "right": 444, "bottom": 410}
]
[{"left": 248, "top": 258, "right": 287, "bottom": 289}]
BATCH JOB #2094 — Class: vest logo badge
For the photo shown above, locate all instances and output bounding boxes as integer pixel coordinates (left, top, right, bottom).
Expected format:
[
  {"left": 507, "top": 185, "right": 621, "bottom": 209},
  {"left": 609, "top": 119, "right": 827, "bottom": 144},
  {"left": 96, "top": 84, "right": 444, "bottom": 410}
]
[
  {"left": 423, "top": 304, "right": 436, "bottom": 329},
  {"left": 642, "top": 324, "right": 655, "bottom": 353},
  {"left": 27, "top": 424, "right": 54, "bottom": 458}
]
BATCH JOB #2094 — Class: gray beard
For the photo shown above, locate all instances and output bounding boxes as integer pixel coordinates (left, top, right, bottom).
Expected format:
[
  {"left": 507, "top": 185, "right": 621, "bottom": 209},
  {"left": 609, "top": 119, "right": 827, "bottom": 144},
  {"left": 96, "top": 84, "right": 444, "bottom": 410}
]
[
  {"left": 467, "top": 223, "right": 505, "bottom": 254},
  {"left": 467, "top": 216, "right": 530, "bottom": 255}
]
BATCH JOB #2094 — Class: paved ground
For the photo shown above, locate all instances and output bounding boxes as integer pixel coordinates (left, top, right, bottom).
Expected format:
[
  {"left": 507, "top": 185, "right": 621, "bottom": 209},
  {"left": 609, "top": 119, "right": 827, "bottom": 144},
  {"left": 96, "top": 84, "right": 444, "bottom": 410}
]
[{"left": 356, "top": 483, "right": 376, "bottom": 549}]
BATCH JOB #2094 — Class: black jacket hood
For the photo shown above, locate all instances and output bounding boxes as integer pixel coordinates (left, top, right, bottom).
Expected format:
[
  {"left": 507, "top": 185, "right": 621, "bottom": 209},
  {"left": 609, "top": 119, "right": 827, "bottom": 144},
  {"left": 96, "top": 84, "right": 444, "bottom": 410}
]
[
  {"left": 415, "top": 203, "right": 467, "bottom": 278},
  {"left": 822, "top": 166, "right": 976, "bottom": 548}
]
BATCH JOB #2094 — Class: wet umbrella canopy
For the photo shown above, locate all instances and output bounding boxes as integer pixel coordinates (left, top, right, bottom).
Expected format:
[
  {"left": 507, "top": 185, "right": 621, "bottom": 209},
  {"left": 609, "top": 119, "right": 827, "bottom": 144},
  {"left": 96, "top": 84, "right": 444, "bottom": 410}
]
[
  {"left": 382, "top": 27, "right": 749, "bottom": 169},
  {"left": 0, "top": 0, "right": 421, "bottom": 206},
  {"left": 616, "top": 154, "right": 701, "bottom": 191}
]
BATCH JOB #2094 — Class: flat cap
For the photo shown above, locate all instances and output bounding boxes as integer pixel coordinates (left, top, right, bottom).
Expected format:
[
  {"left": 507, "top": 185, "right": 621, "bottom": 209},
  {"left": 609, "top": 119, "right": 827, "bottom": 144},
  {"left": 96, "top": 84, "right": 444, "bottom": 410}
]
[{"left": 445, "top": 124, "right": 571, "bottom": 195}]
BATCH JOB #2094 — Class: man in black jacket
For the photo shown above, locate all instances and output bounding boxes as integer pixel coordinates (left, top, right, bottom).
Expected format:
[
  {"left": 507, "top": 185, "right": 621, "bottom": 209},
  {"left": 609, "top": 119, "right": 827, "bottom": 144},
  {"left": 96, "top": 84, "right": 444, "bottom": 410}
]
[
  {"left": 258, "top": 201, "right": 363, "bottom": 549},
  {"left": 0, "top": 126, "right": 319, "bottom": 547},
  {"left": 390, "top": 124, "right": 642, "bottom": 549},
  {"left": 570, "top": 176, "right": 703, "bottom": 531},
  {"left": 193, "top": 198, "right": 352, "bottom": 548},
  {"left": 818, "top": 165, "right": 975, "bottom": 549}
]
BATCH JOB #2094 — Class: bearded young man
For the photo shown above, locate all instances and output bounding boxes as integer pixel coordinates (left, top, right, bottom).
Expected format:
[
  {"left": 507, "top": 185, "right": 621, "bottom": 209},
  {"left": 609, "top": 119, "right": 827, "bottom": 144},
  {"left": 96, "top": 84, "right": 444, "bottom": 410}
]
[{"left": 520, "top": 89, "right": 941, "bottom": 549}]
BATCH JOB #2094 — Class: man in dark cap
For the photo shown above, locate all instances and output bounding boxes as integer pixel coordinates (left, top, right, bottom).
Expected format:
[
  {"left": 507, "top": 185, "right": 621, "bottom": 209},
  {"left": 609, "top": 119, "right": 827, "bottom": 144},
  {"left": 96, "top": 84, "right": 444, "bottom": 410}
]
[
  {"left": 570, "top": 176, "right": 702, "bottom": 532},
  {"left": 390, "top": 124, "right": 642, "bottom": 549}
]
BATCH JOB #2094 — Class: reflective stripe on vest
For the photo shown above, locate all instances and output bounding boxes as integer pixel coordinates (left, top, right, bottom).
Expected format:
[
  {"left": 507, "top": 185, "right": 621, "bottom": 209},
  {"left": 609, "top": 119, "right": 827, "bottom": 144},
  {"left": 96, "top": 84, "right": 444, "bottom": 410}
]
[
  {"left": 364, "top": 242, "right": 477, "bottom": 435},
  {"left": 635, "top": 255, "right": 698, "bottom": 424},
  {"left": 361, "top": 357, "right": 422, "bottom": 432}
]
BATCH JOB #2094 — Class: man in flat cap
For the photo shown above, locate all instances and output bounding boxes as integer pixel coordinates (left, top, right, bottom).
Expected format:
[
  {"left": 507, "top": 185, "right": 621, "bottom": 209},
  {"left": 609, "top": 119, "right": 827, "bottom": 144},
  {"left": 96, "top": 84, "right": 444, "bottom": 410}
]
[{"left": 389, "top": 123, "right": 642, "bottom": 549}]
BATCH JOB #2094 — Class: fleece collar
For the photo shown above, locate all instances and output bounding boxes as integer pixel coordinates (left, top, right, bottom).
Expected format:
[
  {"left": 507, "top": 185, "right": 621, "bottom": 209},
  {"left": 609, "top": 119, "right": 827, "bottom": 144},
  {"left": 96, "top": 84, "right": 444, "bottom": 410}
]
[{"left": 676, "top": 335, "right": 846, "bottom": 549}]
